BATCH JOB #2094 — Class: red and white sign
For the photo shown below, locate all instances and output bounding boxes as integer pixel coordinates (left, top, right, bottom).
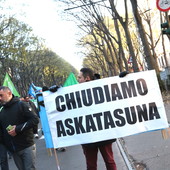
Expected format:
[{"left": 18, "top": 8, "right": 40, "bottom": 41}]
[{"left": 156, "top": 0, "right": 170, "bottom": 11}]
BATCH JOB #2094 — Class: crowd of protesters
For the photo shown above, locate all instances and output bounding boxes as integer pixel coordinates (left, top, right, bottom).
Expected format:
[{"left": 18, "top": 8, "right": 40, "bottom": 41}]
[{"left": 0, "top": 68, "right": 129, "bottom": 170}]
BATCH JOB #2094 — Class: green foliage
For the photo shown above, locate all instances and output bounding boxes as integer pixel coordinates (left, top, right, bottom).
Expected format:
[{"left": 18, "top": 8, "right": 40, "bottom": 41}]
[{"left": 0, "top": 16, "right": 78, "bottom": 96}]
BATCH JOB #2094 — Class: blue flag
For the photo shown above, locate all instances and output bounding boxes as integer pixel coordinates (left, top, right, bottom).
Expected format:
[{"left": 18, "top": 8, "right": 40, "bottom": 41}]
[
  {"left": 28, "top": 84, "right": 36, "bottom": 98},
  {"left": 37, "top": 93, "right": 54, "bottom": 148},
  {"left": 37, "top": 73, "right": 78, "bottom": 149},
  {"left": 31, "top": 83, "right": 42, "bottom": 93}
]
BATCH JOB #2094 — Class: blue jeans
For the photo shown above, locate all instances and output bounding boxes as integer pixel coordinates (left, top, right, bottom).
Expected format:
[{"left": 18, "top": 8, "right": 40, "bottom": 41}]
[
  {"left": 0, "top": 143, "right": 9, "bottom": 170},
  {"left": 12, "top": 144, "right": 36, "bottom": 170}
]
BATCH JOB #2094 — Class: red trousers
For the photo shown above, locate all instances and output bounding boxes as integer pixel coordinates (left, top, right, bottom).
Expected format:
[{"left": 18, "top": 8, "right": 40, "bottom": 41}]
[{"left": 82, "top": 143, "right": 117, "bottom": 170}]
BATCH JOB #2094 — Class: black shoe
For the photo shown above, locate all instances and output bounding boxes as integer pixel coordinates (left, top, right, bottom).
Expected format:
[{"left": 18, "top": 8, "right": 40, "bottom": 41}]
[
  {"left": 34, "top": 134, "right": 39, "bottom": 138},
  {"left": 56, "top": 148, "right": 66, "bottom": 152}
]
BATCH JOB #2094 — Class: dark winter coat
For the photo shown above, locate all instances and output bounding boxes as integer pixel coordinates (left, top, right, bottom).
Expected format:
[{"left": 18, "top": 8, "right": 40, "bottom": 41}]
[
  {"left": 0, "top": 96, "right": 39, "bottom": 152},
  {"left": 82, "top": 138, "right": 116, "bottom": 148}
]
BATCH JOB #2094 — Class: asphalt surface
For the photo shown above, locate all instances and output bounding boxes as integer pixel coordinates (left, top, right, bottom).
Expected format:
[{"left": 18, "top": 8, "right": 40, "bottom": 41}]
[{"left": 8, "top": 135, "right": 128, "bottom": 170}]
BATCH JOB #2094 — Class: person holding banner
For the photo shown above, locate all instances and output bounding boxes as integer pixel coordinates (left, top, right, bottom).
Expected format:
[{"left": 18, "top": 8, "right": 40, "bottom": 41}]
[
  {"left": 0, "top": 86, "right": 39, "bottom": 170},
  {"left": 77, "top": 68, "right": 117, "bottom": 170}
]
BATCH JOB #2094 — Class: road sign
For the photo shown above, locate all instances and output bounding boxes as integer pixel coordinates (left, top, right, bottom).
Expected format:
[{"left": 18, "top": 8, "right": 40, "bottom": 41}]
[{"left": 156, "top": 0, "right": 170, "bottom": 11}]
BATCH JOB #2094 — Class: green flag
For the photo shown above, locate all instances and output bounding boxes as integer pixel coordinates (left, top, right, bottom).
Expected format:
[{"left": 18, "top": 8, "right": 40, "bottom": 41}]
[
  {"left": 3, "top": 73, "right": 20, "bottom": 97},
  {"left": 63, "top": 72, "right": 78, "bottom": 87}
]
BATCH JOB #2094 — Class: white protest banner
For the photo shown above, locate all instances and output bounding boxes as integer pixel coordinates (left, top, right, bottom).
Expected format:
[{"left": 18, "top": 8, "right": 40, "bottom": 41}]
[{"left": 43, "top": 70, "right": 168, "bottom": 148}]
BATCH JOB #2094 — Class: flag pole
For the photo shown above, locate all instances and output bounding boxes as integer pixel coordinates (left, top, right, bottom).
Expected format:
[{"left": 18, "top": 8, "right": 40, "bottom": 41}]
[
  {"left": 161, "top": 128, "right": 170, "bottom": 139},
  {"left": 53, "top": 148, "right": 60, "bottom": 170},
  {"left": 47, "top": 148, "right": 53, "bottom": 156}
]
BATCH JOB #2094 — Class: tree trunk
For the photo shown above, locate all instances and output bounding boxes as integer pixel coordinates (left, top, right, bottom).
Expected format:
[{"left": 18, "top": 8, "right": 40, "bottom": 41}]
[{"left": 130, "top": 0, "right": 159, "bottom": 73}]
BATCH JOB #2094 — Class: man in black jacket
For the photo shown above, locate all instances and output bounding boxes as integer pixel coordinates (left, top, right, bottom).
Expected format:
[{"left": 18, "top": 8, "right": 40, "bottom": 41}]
[
  {"left": 0, "top": 86, "right": 39, "bottom": 170},
  {"left": 24, "top": 96, "right": 39, "bottom": 138},
  {"left": 77, "top": 68, "right": 117, "bottom": 170}
]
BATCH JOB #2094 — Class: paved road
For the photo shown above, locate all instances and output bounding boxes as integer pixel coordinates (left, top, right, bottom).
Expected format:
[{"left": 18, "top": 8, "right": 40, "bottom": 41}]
[{"left": 9, "top": 135, "right": 128, "bottom": 170}]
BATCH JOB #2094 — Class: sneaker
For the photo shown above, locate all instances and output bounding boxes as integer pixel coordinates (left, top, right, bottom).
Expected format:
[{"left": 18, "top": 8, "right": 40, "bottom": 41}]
[{"left": 34, "top": 134, "right": 39, "bottom": 138}]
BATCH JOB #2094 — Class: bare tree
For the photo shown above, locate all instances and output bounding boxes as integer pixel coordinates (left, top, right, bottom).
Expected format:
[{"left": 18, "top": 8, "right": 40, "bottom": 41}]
[
  {"left": 130, "top": 0, "right": 160, "bottom": 73},
  {"left": 108, "top": 0, "right": 139, "bottom": 72}
]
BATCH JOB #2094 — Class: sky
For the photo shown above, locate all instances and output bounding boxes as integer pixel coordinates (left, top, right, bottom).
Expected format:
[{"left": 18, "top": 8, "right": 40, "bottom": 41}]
[
  {"left": 2, "top": 0, "right": 158, "bottom": 71},
  {"left": 2, "top": 0, "right": 83, "bottom": 70}
]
